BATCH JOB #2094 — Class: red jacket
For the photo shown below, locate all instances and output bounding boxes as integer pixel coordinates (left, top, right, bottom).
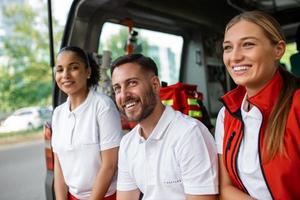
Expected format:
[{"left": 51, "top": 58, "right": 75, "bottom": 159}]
[{"left": 221, "top": 71, "right": 300, "bottom": 200}]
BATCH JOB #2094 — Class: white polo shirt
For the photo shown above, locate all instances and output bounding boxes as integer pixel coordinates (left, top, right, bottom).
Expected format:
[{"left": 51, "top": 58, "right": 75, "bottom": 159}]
[
  {"left": 52, "top": 89, "right": 122, "bottom": 200},
  {"left": 215, "top": 95, "right": 272, "bottom": 200},
  {"left": 117, "top": 106, "right": 218, "bottom": 199}
]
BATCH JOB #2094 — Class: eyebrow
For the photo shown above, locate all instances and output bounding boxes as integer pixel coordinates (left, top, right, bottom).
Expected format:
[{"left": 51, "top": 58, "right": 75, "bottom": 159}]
[
  {"left": 55, "top": 61, "right": 81, "bottom": 68},
  {"left": 223, "top": 36, "right": 259, "bottom": 44},
  {"left": 112, "top": 77, "right": 139, "bottom": 88},
  {"left": 112, "top": 83, "right": 120, "bottom": 88}
]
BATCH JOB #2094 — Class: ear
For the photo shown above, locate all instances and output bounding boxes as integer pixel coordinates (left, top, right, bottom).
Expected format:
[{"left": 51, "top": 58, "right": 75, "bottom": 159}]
[
  {"left": 274, "top": 40, "right": 286, "bottom": 60},
  {"left": 86, "top": 67, "right": 92, "bottom": 79},
  {"left": 151, "top": 75, "right": 161, "bottom": 93}
]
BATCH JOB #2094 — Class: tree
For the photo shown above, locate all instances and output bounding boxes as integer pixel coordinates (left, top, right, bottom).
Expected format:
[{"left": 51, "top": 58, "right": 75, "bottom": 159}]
[{"left": 0, "top": 2, "right": 62, "bottom": 111}]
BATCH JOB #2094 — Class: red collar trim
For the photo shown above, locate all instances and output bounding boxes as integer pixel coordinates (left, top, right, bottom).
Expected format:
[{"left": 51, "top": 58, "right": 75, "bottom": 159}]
[{"left": 221, "top": 70, "right": 283, "bottom": 114}]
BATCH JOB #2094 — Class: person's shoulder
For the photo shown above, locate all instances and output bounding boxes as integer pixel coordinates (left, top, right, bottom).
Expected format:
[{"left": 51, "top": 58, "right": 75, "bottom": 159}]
[
  {"left": 92, "top": 90, "right": 113, "bottom": 102},
  {"left": 53, "top": 101, "right": 68, "bottom": 116},
  {"left": 174, "top": 109, "right": 199, "bottom": 125},
  {"left": 292, "top": 89, "right": 300, "bottom": 106},
  {"left": 120, "top": 126, "right": 139, "bottom": 145},
  {"left": 91, "top": 90, "right": 116, "bottom": 107},
  {"left": 294, "top": 88, "right": 300, "bottom": 95},
  {"left": 217, "top": 106, "right": 226, "bottom": 118},
  {"left": 121, "top": 127, "right": 137, "bottom": 140},
  {"left": 170, "top": 110, "right": 214, "bottom": 146},
  {"left": 172, "top": 110, "right": 208, "bottom": 133}
]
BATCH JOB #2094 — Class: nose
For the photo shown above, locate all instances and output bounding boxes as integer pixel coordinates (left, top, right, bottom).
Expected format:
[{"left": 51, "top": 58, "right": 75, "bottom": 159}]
[
  {"left": 231, "top": 47, "right": 243, "bottom": 62},
  {"left": 62, "top": 69, "right": 70, "bottom": 78},
  {"left": 116, "top": 87, "right": 130, "bottom": 105},
  {"left": 119, "top": 87, "right": 129, "bottom": 100}
]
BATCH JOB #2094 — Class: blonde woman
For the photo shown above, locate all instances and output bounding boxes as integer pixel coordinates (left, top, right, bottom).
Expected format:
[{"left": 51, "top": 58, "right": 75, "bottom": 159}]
[{"left": 215, "top": 11, "right": 300, "bottom": 200}]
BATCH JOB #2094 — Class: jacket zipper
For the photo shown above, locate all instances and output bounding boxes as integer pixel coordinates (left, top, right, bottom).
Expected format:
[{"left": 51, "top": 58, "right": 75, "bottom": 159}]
[
  {"left": 234, "top": 124, "right": 248, "bottom": 193},
  {"left": 226, "top": 131, "right": 236, "bottom": 151},
  {"left": 224, "top": 131, "right": 235, "bottom": 171}
]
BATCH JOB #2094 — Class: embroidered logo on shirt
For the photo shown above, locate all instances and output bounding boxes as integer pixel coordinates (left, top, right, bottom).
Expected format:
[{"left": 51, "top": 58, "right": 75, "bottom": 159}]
[{"left": 163, "top": 179, "right": 182, "bottom": 184}]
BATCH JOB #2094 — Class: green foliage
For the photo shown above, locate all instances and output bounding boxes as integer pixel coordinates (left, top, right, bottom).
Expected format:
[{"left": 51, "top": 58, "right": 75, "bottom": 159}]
[
  {"left": 280, "top": 42, "right": 297, "bottom": 71},
  {"left": 0, "top": 2, "right": 62, "bottom": 112},
  {"left": 99, "top": 27, "right": 150, "bottom": 60}
]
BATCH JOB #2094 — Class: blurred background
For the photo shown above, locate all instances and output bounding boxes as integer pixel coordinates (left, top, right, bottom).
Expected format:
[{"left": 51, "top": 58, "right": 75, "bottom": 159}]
[{"left": 0, "top": 0, "right": 72, "bottom": 199}]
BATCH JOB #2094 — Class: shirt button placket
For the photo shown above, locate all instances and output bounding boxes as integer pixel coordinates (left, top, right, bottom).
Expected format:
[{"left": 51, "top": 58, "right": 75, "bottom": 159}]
[{"left": 145, "top": 141, "right": 156, "bottom": 185}]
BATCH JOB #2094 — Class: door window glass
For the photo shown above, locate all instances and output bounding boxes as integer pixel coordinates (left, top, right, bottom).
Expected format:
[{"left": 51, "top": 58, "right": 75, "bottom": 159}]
[{"left": 99, "top": 22, "right": 183, "bottom": 84}]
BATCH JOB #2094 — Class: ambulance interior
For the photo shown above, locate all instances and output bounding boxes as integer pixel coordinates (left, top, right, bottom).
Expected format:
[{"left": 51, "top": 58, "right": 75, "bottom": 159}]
[{"left": 45, "top": 0, "right": 300, "bottom": 199}]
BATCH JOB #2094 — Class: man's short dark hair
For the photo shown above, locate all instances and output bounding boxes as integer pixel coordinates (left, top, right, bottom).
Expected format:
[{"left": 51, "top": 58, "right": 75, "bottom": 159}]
[{"left": 111, "top": 54, "right": 158, "bottom": 76}]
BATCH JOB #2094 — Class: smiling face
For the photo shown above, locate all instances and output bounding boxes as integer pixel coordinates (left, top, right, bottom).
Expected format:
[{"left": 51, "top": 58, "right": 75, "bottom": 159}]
[
  {"left": 223, "top": 20, "right": 285, "bottom": 96},
  {"left": 55, "top": 51, "right": 91, "bottom": 97},
  {"left": 111, "top": 62, "right": 159, "bottom": 122}
]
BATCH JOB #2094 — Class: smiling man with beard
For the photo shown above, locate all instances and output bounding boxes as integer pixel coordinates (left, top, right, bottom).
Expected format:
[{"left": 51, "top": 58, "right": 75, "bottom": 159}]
[{"left": 111, "top": 54, "right": 218, "bottom": 200}]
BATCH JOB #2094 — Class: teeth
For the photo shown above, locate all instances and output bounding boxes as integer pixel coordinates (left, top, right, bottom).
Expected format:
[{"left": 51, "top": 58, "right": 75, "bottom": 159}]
[
  {"left": 233, "top": 66, "right": 249, "bottom": 72},
  {"left": 63, "top": 81, "right": 73, "bottom": 86},
  {"left": 125, "top": 102, "right": 136, "bottom": 108}
]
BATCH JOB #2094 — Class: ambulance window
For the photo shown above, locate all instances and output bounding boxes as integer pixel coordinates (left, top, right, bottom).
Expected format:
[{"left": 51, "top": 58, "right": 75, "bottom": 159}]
[
  {"left": 98, "top": 22, "right": 183, "bottom": 85},
  {"left": 280, "top": 42, "right": 297, "bottom": 71}
]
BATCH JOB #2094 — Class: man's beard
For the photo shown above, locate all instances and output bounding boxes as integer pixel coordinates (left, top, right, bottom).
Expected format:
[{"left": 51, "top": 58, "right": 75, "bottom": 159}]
[{"left": 121, "top": 86, "right": 157, "bottom": 122}]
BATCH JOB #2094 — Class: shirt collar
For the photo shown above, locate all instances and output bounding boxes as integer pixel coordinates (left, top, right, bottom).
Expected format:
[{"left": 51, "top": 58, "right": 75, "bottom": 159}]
[
  {"left": 248, "top": 70, "right": 282, "bottom": 114},
  {"left": 241, "top": 94, "right": 262, "bottom": 120},
  {"left": 66, "top": 89, "right": 93, "bottom": 117},
  {"left": 137, "top": 106, "right": 175, "bottom": 143},
  {"left": 221, "top": 70, "right": 283, "bottom": 116}
]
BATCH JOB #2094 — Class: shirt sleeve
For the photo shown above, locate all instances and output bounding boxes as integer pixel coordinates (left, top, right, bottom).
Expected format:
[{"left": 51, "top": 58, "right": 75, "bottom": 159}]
[
  {"left": 117, "top": 138, "right": 138, "bottom": 191},
  {"left": 214, "top": 107, "right": 225, "bottom": 154},
  {"left": 177, "top": 123, "right": 219, "bottom": 195},
  {"left": 97, "top": 99, "right": 123, "bottom": 151}
]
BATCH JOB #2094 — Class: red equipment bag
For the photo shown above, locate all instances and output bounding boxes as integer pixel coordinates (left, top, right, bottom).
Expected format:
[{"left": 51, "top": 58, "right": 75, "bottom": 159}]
[{"left": 159, "top": 82, "right": 213, "bottom": 130}]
